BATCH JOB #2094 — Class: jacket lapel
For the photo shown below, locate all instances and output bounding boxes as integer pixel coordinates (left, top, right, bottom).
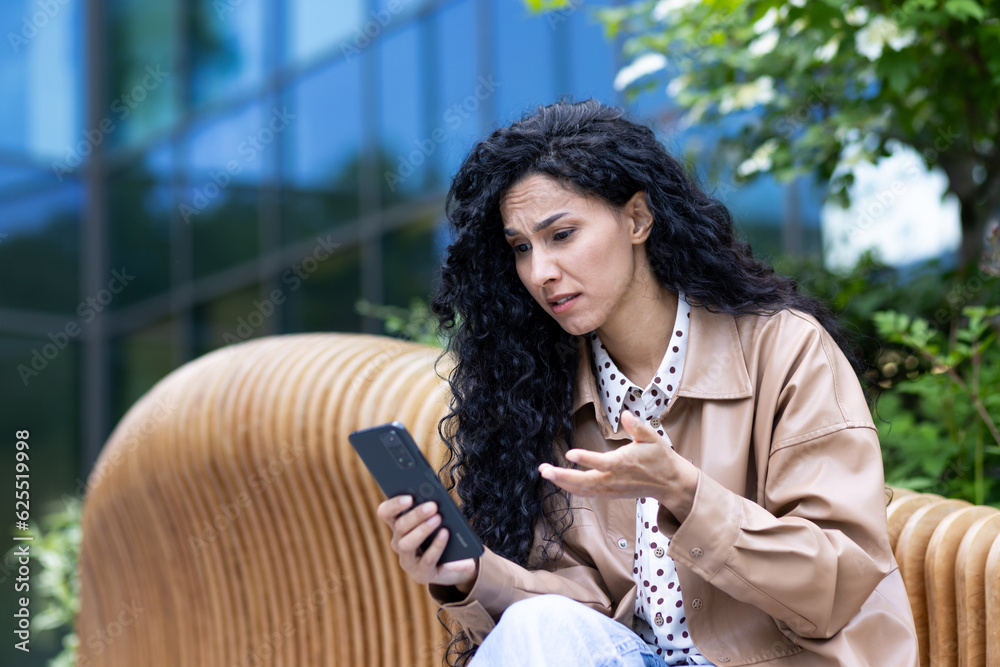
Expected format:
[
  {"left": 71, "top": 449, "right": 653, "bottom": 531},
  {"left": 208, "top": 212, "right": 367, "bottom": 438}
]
[{"left": 571, "top": 303, "right": 754, "bottom": 443}]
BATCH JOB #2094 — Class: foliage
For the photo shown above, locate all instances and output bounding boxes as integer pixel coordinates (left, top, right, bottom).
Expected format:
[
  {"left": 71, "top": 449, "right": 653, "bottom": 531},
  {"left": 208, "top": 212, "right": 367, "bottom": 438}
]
[
  {"left": 779, "top": 227, "right": 1000, "bottom": 505},
  {"left": 872, "top": 306, "right": 1000, "bottom": 505},
  {"left": 4, "top": 495, "right": 82, "bottom": 666},
  {"left": 527, "top": 0, "right": 1000, "bottom": 264},
  {"left": 355, "top": 296, "right": 448, "bottom": 348}
]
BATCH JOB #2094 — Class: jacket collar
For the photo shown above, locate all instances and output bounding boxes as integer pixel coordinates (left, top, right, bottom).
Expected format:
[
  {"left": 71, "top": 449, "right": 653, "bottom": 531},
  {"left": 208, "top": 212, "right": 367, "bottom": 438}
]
[{"left": 571, "top": 303, "right": 753, "bottom": 440}]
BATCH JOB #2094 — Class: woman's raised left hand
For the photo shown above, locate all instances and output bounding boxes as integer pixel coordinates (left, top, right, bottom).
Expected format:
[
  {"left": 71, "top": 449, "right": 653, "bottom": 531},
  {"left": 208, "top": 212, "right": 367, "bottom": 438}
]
[{"left": 538, "top": 410, "right": 699, "bottom": 522}]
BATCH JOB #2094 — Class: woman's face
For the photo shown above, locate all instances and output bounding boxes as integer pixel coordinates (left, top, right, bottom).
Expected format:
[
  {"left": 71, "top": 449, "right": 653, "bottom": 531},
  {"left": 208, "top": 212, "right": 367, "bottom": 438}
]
[{"left": 500, "top": 173, "right": 653, "bottom": 336}]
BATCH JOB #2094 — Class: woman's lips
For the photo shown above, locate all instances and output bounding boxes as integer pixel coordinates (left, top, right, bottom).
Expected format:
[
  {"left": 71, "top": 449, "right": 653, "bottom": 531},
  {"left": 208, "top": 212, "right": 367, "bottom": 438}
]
[{"left": 551, "top": 294, "right": 580, "bottom": 314}]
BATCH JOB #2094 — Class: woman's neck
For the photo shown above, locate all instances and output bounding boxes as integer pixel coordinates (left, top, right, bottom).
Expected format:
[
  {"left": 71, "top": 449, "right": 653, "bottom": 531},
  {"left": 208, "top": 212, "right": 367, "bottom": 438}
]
[{"left": 595, "top": 280, "right": 678, "bottom": 389}]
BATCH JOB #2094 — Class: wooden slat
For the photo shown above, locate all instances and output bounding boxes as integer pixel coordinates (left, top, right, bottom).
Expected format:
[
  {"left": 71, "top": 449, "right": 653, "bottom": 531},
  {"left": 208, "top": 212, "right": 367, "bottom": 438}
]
[
  {"left": 986, "top": 534, "right": 1000, "bottom": 667},
  {"left": 956, "top": 513, "right": 1000, "bottom": 667},
  {"left": 895, "top": 498, "right": 970, "bottom": 666},
  {"left": 888, "top": 493, "right": 944, "bottom": 553},
  {"left": 925, "top": 506, "right": 997, "bottom": 666}
]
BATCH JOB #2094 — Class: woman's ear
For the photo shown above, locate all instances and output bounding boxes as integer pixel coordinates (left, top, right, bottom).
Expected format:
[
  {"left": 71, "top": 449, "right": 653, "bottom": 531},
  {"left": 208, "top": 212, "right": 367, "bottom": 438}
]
[{"left": 626, "top": 190, "right": 654, "bottom": 243}]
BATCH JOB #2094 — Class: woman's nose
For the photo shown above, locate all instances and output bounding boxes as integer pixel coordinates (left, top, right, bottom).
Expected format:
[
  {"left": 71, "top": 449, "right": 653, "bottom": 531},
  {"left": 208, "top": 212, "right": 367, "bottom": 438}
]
[{"left": 529, "top": 248, "right": 561, "bottom": 286}]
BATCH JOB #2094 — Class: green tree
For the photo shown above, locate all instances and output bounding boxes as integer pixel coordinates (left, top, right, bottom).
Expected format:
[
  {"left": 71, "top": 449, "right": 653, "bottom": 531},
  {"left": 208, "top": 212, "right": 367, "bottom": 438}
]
[{"left": 529, "top": 0, "right": 1000, "bottom": 270}]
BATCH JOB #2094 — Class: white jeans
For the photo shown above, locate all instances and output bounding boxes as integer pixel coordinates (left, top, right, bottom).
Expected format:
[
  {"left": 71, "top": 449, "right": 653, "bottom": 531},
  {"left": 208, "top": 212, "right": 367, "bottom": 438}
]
[{"left": 468, "top": 594, "right": 709, "bottom": 667}]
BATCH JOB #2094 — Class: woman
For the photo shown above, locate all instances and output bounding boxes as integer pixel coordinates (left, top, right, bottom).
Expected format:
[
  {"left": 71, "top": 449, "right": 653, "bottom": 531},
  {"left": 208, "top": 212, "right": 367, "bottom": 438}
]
[{"left": 376, "top": 99, "right": 919, "bottom": 666}]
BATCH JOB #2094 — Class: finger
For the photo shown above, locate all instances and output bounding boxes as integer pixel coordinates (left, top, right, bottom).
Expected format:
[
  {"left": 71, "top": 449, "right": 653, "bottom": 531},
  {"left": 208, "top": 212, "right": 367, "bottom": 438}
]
[
  {"left": 564, "top": 448, "right": 616, "bottom": 470},
  {"left": 377, "top": 494, "right": 413, "bottom": 526},
  {"left": 539, "top": 463, "right": 611, "bottom": 494},
  {"left": 417, "top": 527, "right": 450, "bottom": 570},
  {"left": 394, "top": 500, "right": 439, "bottom": 536},
  {"left": 620, "top": 410, "right": 655, "bottom": 441},
  {"left": 621, "top": 411, "right": 673, "bottom": 448},
  {"left": 397, "top": 512, "right": 443, "bottom": 555}
]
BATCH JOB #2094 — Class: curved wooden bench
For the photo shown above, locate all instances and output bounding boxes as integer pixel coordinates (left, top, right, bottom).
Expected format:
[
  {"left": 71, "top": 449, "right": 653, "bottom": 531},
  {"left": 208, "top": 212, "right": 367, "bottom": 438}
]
[
  {"left": 76, "top": 334, "right": 457, "bottom": 666},
  {"left": 73, "top": 332, "right": 1000, "bottom": 667}
]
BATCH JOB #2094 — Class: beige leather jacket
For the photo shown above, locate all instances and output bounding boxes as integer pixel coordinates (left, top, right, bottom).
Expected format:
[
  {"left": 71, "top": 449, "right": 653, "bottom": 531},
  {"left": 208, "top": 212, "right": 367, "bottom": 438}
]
[{"left": 430, "top": 305, "right": 920, "bottom": 666}]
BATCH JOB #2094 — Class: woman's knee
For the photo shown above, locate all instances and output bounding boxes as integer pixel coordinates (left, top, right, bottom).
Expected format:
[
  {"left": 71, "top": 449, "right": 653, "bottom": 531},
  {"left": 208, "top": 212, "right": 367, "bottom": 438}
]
[{"left": 495, "top": 594, "right": 600, "bottom": 636}]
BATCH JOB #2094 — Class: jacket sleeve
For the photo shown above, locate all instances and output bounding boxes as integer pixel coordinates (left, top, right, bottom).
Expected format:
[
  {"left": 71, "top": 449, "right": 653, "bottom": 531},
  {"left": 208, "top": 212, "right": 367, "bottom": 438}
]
[
  {"left": 428, "top": 527, "right": 613, "bottom": 645},
  {"left": 658, "top": 313, "right": 894, "bottom": 639}
]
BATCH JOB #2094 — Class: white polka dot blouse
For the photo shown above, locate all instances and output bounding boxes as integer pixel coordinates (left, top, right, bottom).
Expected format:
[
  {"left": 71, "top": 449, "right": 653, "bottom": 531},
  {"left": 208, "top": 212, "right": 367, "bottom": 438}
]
[{"left": 588, "top": 291, "right": 714, "bottom": 666}]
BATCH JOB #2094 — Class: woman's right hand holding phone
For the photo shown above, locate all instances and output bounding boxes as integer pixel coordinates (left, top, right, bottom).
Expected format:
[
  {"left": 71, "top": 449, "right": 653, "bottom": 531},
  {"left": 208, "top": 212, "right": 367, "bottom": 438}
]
[{"left": 376, "top": 494, "right": 479, "bottom": 593}]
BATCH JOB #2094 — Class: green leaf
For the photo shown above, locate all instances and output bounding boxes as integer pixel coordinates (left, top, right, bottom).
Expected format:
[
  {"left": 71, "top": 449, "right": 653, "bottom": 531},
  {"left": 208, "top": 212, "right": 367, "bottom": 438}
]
[{"left": 943, "top": 0, "right": 986, "bottom": 22}]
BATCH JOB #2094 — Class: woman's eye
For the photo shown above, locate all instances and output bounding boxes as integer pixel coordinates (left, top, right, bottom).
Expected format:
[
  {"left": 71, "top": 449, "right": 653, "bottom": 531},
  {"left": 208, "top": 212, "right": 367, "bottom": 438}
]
[{"left": 513, "top": 230, "right": 572, "bottom": 254}]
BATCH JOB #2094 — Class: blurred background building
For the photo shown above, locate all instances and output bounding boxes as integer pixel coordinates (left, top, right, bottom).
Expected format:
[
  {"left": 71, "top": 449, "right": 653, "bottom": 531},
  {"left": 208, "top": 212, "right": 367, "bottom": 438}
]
[{"left": 0, "top": 6, "right": 820, "bottom": 654}]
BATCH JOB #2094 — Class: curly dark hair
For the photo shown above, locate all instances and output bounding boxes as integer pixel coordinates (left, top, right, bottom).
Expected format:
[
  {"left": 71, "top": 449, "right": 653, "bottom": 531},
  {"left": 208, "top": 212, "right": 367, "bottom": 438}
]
[{"left": 428, "top": 98, "right": 867, "bottom": 665}]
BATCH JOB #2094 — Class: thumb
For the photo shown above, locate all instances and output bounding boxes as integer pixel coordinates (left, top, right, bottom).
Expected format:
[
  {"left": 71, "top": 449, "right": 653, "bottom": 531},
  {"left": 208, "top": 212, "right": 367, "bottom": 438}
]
[{"left": 621, "top": 410, "right": 651, "bottom": 440}]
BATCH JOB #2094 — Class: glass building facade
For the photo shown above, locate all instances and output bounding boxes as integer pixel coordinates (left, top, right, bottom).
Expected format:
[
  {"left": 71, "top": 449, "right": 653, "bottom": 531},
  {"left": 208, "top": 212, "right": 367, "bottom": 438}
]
[{"left": 0, "top": 3, "right": 820, "bottom": 660}]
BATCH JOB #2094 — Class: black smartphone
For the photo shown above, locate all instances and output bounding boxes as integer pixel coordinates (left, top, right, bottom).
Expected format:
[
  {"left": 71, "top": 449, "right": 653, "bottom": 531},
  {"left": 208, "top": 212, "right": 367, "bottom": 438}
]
[{"left": 349, "top": 420, "right": 484, "bottom": 564}]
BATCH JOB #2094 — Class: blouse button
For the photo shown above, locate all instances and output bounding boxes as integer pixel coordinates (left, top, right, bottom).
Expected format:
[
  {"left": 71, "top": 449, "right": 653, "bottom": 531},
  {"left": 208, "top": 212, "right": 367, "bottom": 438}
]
[
  {"left": 617, "top": 538, "right": 628, "bottom": 549},
  {"left": 653, "top": 612, "right": 664, "bottom": 626},
  {"left": 650, "top": 418, "right": 660, "bottom": 428},
  {"left": 691, "top": 598, "right": 704, "bottom": 611},
  {"left": 653, "top": 547, "right": 665, "bottom": 558}
]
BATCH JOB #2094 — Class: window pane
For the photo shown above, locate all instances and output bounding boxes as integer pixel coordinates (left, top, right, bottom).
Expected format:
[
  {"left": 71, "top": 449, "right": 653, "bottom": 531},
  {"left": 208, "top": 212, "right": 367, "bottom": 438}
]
[
  {"left": 186, "top": 102, "right": 273, "bottom": 184},
  {"left": 189, "top": 0, "right": 266, "bottom": 108},
  {"left": 184, "top": 103, "right": 271, "bottom": 279},
  {"left": 378, "top": 20, "right": 427, "bottom": 202},
  {"left": 106, "top": 0, "right": 178, "bottom": 149},
  {"left": 432, "top": 0, "right": 484, "bottom": 189},
  {"left": 110, "top": 317, "right": 177, "bottom": 421},
  {"left": 192, "top": 284, "right": 265, "bottom": 356},
  {"left": 280, "top": 58, "right": 362, "bottom": 245},
  {"left": 0, "top": 163, "right": 69, "bottom": 194},
  {"left": 190, "top": 187, "right": 260, "bottom": 278},
  {"left": 382, "top": 213, "right": 441, "bottom": 307},
  {"left": 495, "top": 3, "right": 556, "bottom": 122},
  {"left": 108, "top": 155, "right": 173, "bottom": 309},
  {"left": 0, "top": 0, "right": 84, "bottom": 159},
  {"left": 567, "top": 4, "right": 617, "bottom": 101},
  {"left": 282, "top": 243, "right": 362, "bottom": 333},
  {"left": 0, "top": 184, "right": 81, "bottom": 312},
  {"left": 286, "top": 0, "right": 363, "bottom": 64}
]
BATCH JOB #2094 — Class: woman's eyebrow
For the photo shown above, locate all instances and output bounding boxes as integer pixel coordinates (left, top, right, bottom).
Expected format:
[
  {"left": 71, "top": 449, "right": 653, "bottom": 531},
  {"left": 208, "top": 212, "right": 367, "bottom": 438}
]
[{"left": 504, "top": 212, "right": 570, "bottom": 237}]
